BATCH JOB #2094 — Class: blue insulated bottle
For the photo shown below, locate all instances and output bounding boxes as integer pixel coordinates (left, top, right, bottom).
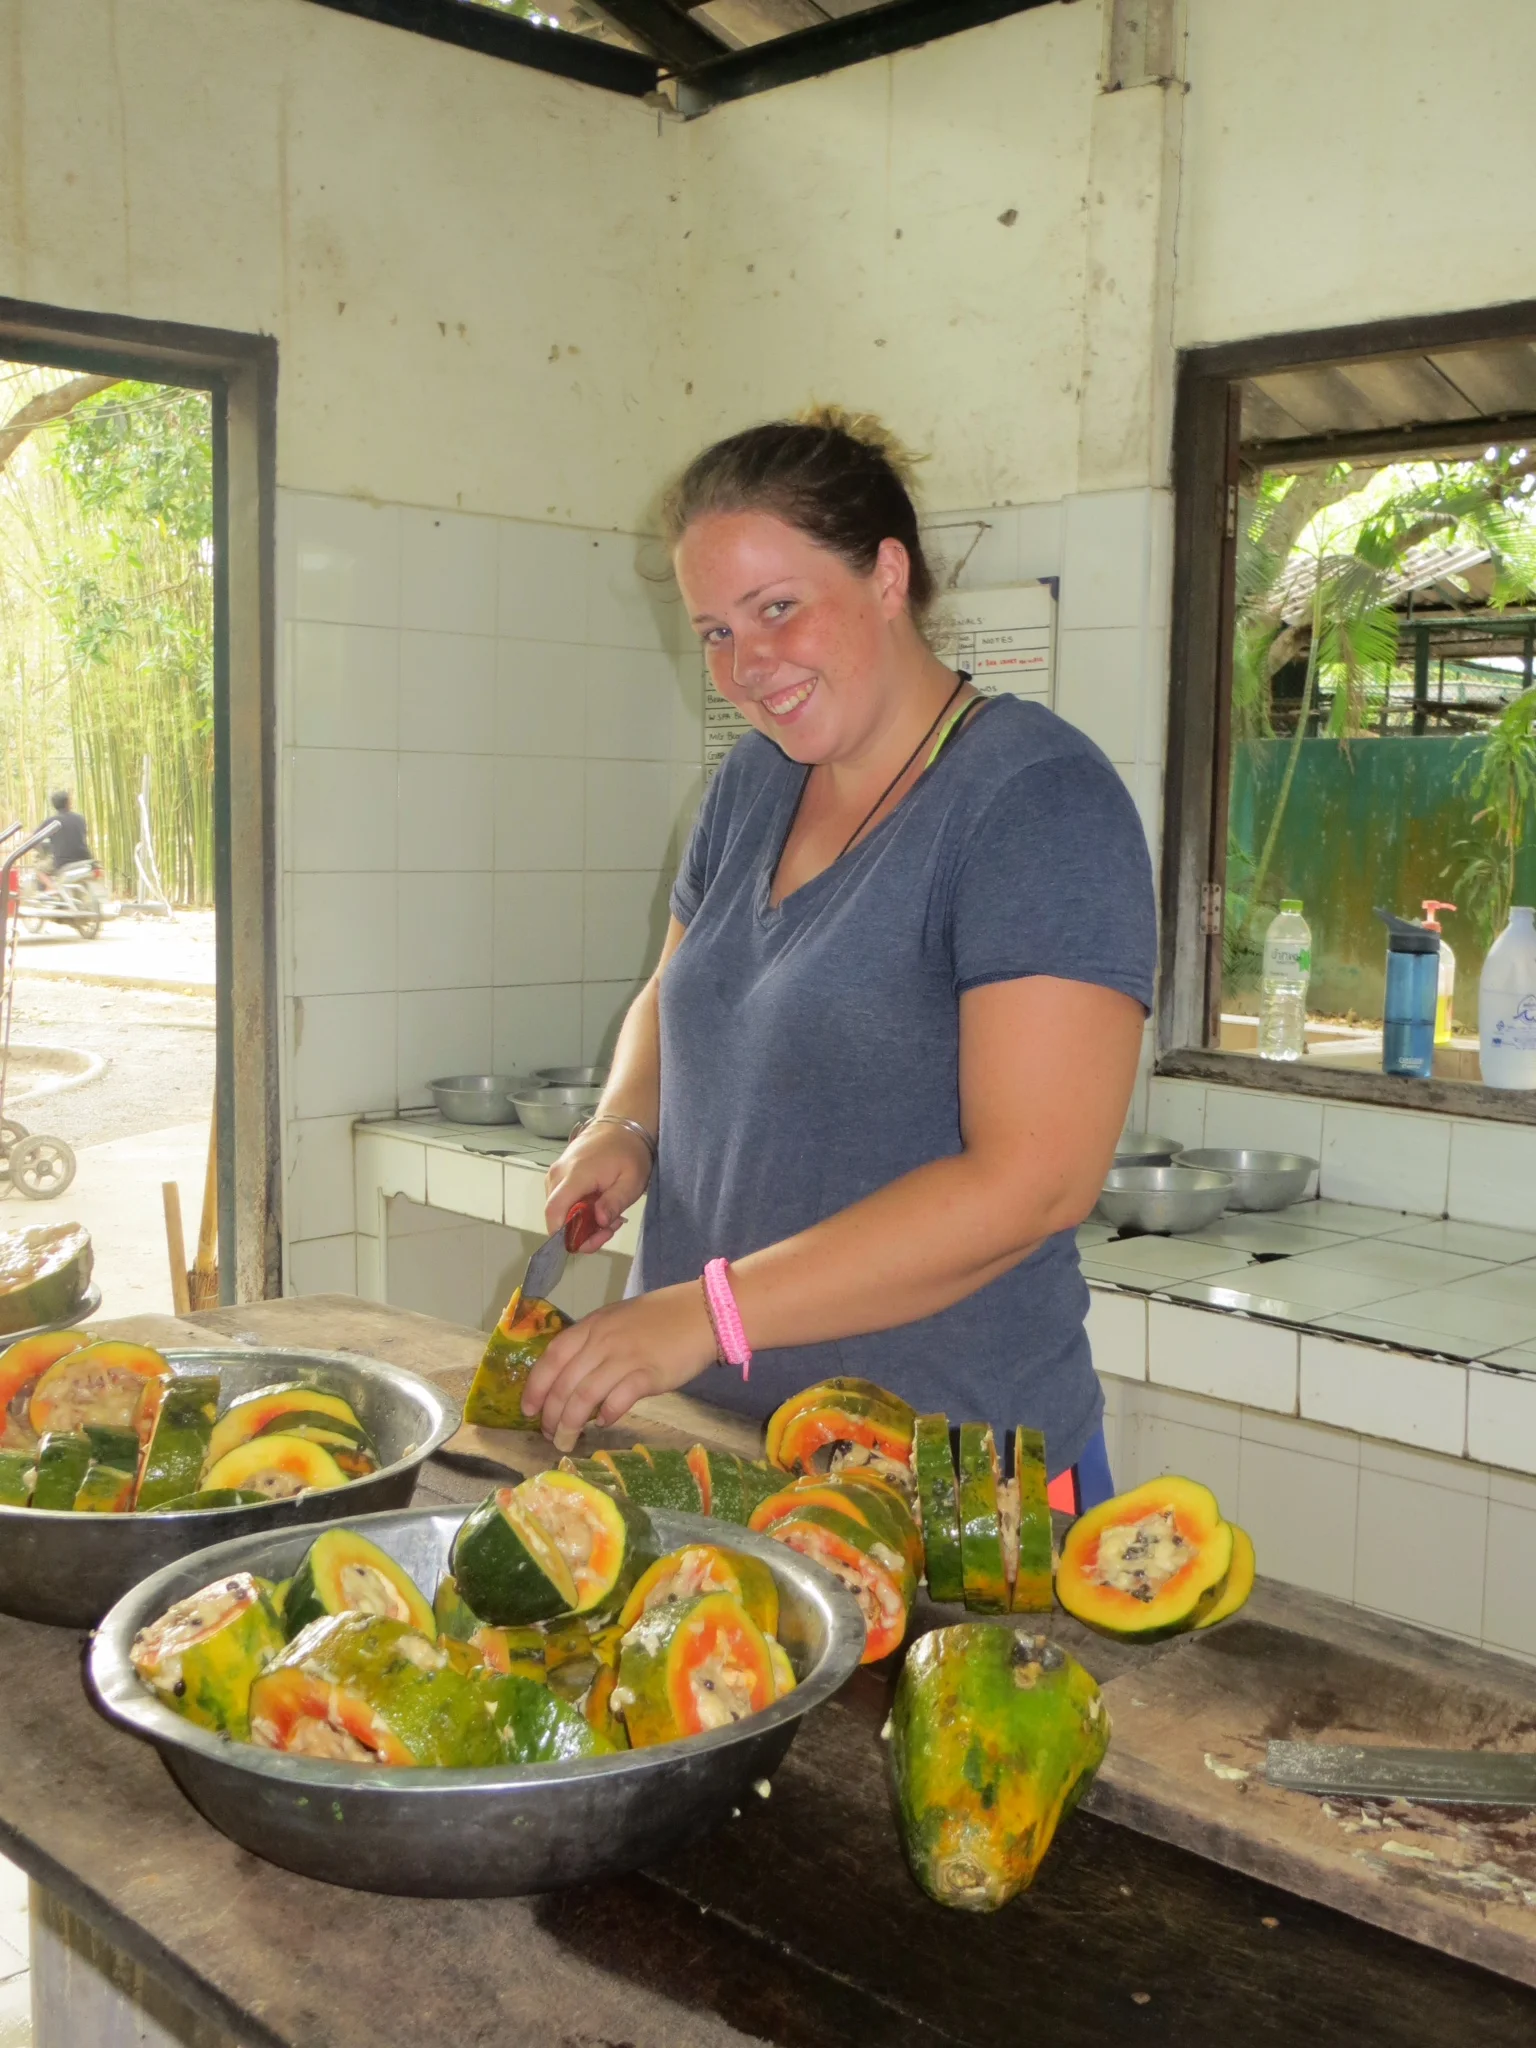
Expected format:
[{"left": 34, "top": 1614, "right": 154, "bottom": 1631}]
[{"left": 1376, "top": 909, "right": 1439, "bottom": 1079}]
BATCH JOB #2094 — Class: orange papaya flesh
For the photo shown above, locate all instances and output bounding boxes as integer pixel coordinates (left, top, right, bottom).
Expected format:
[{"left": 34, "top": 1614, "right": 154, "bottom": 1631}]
[
  {"left": 957, "top": 1425, "right": 1009, "bottom": 1615},
  {"left": 1007, "top": 1427, "right": 1053, "bottom": 1614},
  {"left": 765, "top": 1377, "right": 916, "bottom": 1469},
  {"left": 1055, "top": 1477, "right": 1233, "bottom": 1641},
  {"left": 767, "top": 1505, "right": 912, "bottom": 1663},
  {"left": 890, "top": 1623, "right": 1109, "bottom": 1911},
  {"left": 29, "top": 1341, "right": 171, "bottom": 1444},
  {"left": 202, "top": 1434, "right": 348, "bottom": 1500},
  {"left": 749, "top": 1477, "right": 918, "bottom": 1574},
  {"left": 516, "top": 1469, "right": 657, "bottom": 1620},
  {"left": 0, "top": 1331, "right": 85, "bottom": 1449},
  {"left": 204, "top": 1383, "right": 365, "bottom": 1470},
  {"left": 463, "top": 1291, "right": 570, "bottom": 1432},
  {"left": 617, "top": 1543, "right": 780, "bottom": 1638},
  {"left": 616, "top": 1591, "right": 776, "bottom": 1747},
  {"left": 1194, "top": 1523, "right": 1255, "bottom": 1629}
]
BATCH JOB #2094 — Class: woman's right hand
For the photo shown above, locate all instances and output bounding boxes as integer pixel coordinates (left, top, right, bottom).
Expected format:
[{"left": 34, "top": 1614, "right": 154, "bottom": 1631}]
[{"left": 544, "top": 1121, "right": 653, "bottom": 1251}]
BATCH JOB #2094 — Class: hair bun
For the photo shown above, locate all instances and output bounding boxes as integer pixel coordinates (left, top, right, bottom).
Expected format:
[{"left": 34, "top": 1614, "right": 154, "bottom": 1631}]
[{"left": 796, "top": 404, "right": 926, "bottom": 495}]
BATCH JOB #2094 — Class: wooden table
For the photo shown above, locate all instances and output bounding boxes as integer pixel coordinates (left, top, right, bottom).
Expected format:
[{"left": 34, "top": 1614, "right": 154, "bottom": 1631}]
[{"left": 4, "top": 1297, "right": 1535, "bottom": 2047}]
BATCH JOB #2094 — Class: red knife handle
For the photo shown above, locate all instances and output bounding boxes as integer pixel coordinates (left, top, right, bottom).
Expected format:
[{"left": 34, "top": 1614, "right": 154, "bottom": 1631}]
[{"left": 564, "top": 1199, "right": 599, "bottom": 1253}]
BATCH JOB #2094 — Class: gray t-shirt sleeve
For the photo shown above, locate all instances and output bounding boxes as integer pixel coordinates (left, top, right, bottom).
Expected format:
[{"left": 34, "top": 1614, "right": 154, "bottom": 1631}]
[{"left": 949, "top": 753, "right": 1156, "bottom": 1008}]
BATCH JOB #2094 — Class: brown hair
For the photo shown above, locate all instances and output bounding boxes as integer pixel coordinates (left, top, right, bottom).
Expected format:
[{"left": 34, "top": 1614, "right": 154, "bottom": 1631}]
[{"left": 661, "top": 405, "right": 937, "bottom": 626}]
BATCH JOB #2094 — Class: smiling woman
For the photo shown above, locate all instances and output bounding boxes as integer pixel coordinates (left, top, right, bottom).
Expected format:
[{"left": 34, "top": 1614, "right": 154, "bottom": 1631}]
[{"left": 521, "top": 410, "right": 1156, "bottom": 1504}]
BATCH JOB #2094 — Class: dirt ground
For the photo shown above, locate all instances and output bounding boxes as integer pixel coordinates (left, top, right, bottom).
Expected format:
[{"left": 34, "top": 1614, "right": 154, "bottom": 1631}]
[{"left": 5, "top": 978, "right": 215, "bottom": 1147}]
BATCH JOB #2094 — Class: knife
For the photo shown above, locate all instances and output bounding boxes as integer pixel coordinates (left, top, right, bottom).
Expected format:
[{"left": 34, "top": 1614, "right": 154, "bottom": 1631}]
[
  {"left": 1266, "top": 1740, "right": 1536, "bottom": 1807},
  {"left": 521, "top": 1197, "right": 600, "bottom": 1308}
]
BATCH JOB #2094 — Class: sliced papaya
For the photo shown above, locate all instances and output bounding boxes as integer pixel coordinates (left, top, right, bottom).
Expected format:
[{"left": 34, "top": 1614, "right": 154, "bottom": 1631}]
[
  {"left": 284, "top": 1527, "right": 436, "bottom": 1638},
  {"left": 0, "top": 1223, "right": 92, "bottom": 1339},
  {"left": 617, "top": 1543, "right": 780, "bottom": 1638},
  {"left": 1194, "top": 1523, "right": 1255, "bottom": 1629},
  {"left": 254, "top": 1410, "right": 378, "bottom": 1479},
  {"left": 0, "top": 1331, "right": 85, "bottom": 1451},
  {"left": 451, "top": 1485, "right": 581, "bottom": 1626},
  {"left": 484, "top": 1670, "right": 611, "bottom": 1764},
  {"left": 750, "top": 1477, "right": 917, "bottom": 1577},
  {"left": 0, "top": 1450, "right": 33, "bottom": 1506},
  {"left": 767, "top": 1503, "right": 912, "bottom": 1662},
  {"left": 72, "top": 1463, "right": 136, "bottom": 1513},
  {"left": 767, "top": 1637, "right": 797, "bottom": 1700},
  {"left": 142, "top": 1488, "right": 269, "bottom": 1513},
  {"left": 202, "top": 1434, "right": 348, "bottom": 1500},
  {"left": 559, "top": 1455, "right": 624, "bottom": 1496},
  {"left": 1007, "top": 1426, "right": 1053, "bottom": 1614},
  {"left": 912, "top": 1415, "right": 963, "bottom": 1603},
  {"left": 517, "top": 1469, "right": 657, "bottom": 1620},
  {"left": 136, "top": 1375, "right": 220, "bottom": 1512},
  {"left": 617, "top": 1591, "right": 777, "bottom": 1747},
  {"left": 890, "top": 1624, "right": 1110, "bottom": 1911},
  {"left": 599, "top": 1445, "right": 704, "bottom": 1513},
  {"left": 463, "top": 1290, "right": 570, "bottom": 1432},
  {"left": 205, "top": 1383, "right": 365, "bottom": 1473},
  {"left": 131, "top": 1571, "right": 287, "bottom": 1740},
  {"left": 461, "top": 1624, "right": 548, "bottom": 1683},
  {"left": 593, "top": 1448, "right": 656, "bottom": 1497},
  {"left": 583, "top": 1665, "right": 630, "bottom": 1750},
  {"left": 433, "top": 1573, "right": 483, "bottom": 1643},
  {"left": 84, "top": 1422, "right": 142, "bottom": 1472},
  {"left": 248, "top": 1613, "right": 501, "bottom": 1767},
  {"left": 957, "top": 1425, "right": 1008, "bottom": 1615},
  {"left": 1054, "top": 1477, "right": 1234, "bottom": 1642},
  {"left": 766, "top": 1377, "right": 917, "bottom": 1481},
  {"left": 687, "top": 1447, "right": 777, "bottom": 1526},
  {"left": 29, "top": 1342, "right": 170, "bottom": 1444},
  {"left": 30, "top": 1431, "right": 93, "bottom": 1511}
]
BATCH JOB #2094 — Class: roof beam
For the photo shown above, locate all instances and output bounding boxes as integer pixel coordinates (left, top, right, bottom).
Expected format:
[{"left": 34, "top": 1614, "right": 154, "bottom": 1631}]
[
  {"left": 1243, "top": 409, "right": 1536, "bottom": 472},
  {"left": 304, "top": 0, "right": 659, "bottom": 96},
  {"left": 580, "top": 0, "right": 733, "bottom": 65}
]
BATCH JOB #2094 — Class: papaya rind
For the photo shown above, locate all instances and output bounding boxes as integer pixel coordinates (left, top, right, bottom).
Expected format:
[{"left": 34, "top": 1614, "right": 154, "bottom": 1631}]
[
  {"left": 957, "top": 1425, "right": 1008, "bottom": 1615},
  {"left": 452, "top": 1487, "right": 580, "bottom": 1627},
  {"left": 463, "top": 1293, "right": 569, "bottom": 1431},
  {"left": 912, "top": 1415, "right": 963, "bottom": 1604},
  {"left": 1009, "top": 1426, "right": 1053, "bottom": 1614},
  {"left": 1194, "top": 1523, "right": 1255, "bottom": 1629}
]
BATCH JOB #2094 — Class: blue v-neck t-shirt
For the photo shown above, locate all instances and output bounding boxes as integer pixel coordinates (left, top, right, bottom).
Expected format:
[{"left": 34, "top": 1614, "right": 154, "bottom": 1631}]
[{"left": 633, "top": 693, "right": 1157, "bottom": 1476}]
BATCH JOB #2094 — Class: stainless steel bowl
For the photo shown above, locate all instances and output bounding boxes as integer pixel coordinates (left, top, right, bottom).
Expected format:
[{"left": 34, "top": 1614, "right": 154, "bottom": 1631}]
[
  {"left": 0, "top": 1348, "right": 458, "bottom": 1630},
  {"left": 428, "top": 1075, "right": 531, "bottom": 1126},
  {"left": 1175, "top": 1148, "right": 1318, "bottom": 1212},
  {"left": 89, "top": 1504, "right": 865, "bottom": 1897},
  {"left": 1113, "top": 1131, "right": 1181, "bottom": 1168},
  {"left": 534, "top": 1065, "right": 609, "bottom": 1090},
  {"left": 1096, "top": 1165, "right": 1234, "bottom": 1235},
  {"left": 510, "top": 1084, "right": 603, "bottom": 1140}
]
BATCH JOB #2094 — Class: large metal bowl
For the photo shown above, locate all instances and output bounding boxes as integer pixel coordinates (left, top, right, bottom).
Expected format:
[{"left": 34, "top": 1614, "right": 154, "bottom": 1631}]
[
  {"left": 428, "top": 1074, "right": 532, "bottom": 1125},
  {"left": 0, "top": 1348, "right": 458, "bottom": 1630},
  {"left": 1096, "top": 1165, "right": 1234, "bottom": 1235},
  {"left": 1175, "top": 1148, "right": 1319, "bottom": 1211},
  {"left": 89, "top": 1504, "right": 865, "bottom": 1897},
  {"left": 510, "top": 1084, "right": 603, "bottom": 1140},
  {"left": 1113, "top": 1131, "right": 1180, "bottom": 1167},
  {"left": 534, "top": 1065, "right": 609, "bottom": 1090}
]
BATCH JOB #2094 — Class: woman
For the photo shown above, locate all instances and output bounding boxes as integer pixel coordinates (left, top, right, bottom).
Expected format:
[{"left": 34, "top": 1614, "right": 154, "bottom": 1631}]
[{"left": 523, "top": 410, "right": 1156, "bottom": 1510}]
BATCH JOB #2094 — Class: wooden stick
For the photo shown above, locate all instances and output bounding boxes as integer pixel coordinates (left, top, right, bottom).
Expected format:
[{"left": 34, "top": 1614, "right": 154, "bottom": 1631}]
[
  {"left": 194, "top": 1115, "right": 218, "bottom": 1276},
  {"left": 162, "top": 1182, "right": 192, "bottom": 1318}
]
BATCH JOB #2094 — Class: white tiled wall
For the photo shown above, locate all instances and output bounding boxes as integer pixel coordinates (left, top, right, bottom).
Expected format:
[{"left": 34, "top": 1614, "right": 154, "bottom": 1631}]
[{"left": 279, "top": 489, "right": 703, "bottom": 1293}]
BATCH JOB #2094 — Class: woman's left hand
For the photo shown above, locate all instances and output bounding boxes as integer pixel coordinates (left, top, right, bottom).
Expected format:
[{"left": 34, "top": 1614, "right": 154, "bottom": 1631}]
[{"left": 521, "top": 1283, "right": 719, "bottom": 1448}]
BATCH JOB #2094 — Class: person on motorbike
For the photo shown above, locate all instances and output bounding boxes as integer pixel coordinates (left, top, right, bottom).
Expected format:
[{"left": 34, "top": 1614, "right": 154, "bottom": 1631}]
[{"left": 37, "top": 791, "right": 93, "bottom": 884}]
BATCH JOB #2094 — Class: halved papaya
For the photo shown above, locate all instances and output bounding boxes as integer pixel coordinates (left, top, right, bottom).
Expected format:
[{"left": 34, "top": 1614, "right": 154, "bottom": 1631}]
[
  {"left": 29, "top": 1342, "right": 170, "bottom": 1444},
  {"left": 205, "top": 1383, "right": 365, "bottom": 1472},
  {"left": 584, "top": 1665, "right": 630, "bottom": 1749},
  {"left": 686, "top": 1446, "right": 779, "bottom": 1525},
  {"left": 0, "top": 1331, "right": 85, "bottom": 1450},
  {"left": 767, "top": 1637, "right": 797, "bottom": 1700},
  {"left": 131, "top": 1571, "right": 286, "bottom": 1739},
  {"left": 485, "top": 1670, "right": 611, "bottom": 1764},
  {"left": 202, "top": 1433, "right": 348, "bottom": 1500},
  {"left": 30, "top": 1432, "right": 93, "bottom": 1511},
  {"left": 1194, "top": 1523, "right": 1255, "bottom": 1629},
  {"left": 616, "top": 1591, "right": 777, "bottom": 1747},
  {"left": 284, "top": 1527, "right": 436, "bottom": 1638},
  {"left": 255, "top": 1410, "right": 377, "bottom": 1479},
  {"left": 765, "top": 1377, "right": 916, "bottom": 1480},
  {"left": 0, "top": 1451, "right": 33, "bottom": 1506},
  {"left": 1055, "top": 1477, "right": 1234, "bottom": 1641},
  {"left": 433, "top": 1573, "right": 482, "bottom": 1643},
  {"left": 599, "top": 1445, "right": 704, "bottom": 1514}
]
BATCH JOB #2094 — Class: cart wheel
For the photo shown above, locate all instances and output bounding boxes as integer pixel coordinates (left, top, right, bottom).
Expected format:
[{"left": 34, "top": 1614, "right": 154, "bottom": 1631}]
[
  {"left": 0, "top": 1117, "right": 28, "bottom": 1153},
  {"left": 9, "top": 1134, "right": 76, "bottom": 1200},
  {"left": 77, "top": 915, "right": 103, "bottom": 940},
  {"left": 19, "top": 916, "right": 44, "bottom": 937}
]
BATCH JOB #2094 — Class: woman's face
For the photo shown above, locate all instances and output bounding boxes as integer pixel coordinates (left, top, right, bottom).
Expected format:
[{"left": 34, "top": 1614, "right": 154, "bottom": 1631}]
[{"left": 674, "top": 510, "right": 910, "bottom": 764}]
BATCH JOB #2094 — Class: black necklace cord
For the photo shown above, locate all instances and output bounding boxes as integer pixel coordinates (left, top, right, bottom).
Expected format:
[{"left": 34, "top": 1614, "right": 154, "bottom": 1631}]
[{"left": 833, "top": 676, "right": 968, "bottom": 863}]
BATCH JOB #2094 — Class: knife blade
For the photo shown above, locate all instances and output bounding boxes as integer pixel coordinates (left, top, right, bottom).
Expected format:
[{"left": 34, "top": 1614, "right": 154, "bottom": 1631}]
[
  {"left": 1265, "top": 1740, "right": 1536, "bottom": 1806},
  {"left": 521, "top": 1197, "right": 599, "bottom": 1308}
]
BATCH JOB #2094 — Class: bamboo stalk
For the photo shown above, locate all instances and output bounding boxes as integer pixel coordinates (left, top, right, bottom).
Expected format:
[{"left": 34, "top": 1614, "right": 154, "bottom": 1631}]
[
  {"left": 162, "top": 1182, "right": 193, "bottom": 1318},
  {"left": 188, "top": 1114, "right": 219, "bottom": 1311}
]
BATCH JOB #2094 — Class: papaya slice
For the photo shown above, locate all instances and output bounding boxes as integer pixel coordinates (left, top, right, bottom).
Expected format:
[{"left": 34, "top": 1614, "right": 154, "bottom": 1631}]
[
  {"left": 599, "top": 1445, "right": 704, "bottom": 1513},
  {"left": 452, "top": 1485, "right": 581, "bottom": 1626},
  {"left": 30, "top": 1431, "right": 94, "bottom": 1511},
  {"left": 142, "top": 1488, "right": 269, "bottom": 1513},
  {"left": 484, "top": 1670, "right": 611, "bottom": 1764},
  {"left": 1055, "top": 1477, "right": 1234, "bottom": 1641},
  {"left": 957, "top": 1425, "right": 1008, "bottom": 1615},
  {"left": 255, "top": 1411, "right": 378, "bottom": 1479},
  {"left": 1194, "top": 1523, "right": 1255, "bottom": 1629},
  {"left": 284, "top": 1527, "right": 436, "bottom": 1638},
  {"left": 463, "top": 1291, "right": 570, "bottom": 1432},
  {"left": 84, "top": 1422, "right": 142, "bottom": 1471},
  {"left": 29, "top": 1342, "right": 170, "bottom": 1444},
  {"left": 686, "top": 1447, "right": 779, "bottom": 1525},
  {"left": 433, "top": 1573, "right": 483, "bottom": 1643},
  {"left": 616, "top": 1591, "right": 777, "bottom": 1747},
  {"left": 205, "top": 1383, "right": 365, "bottom": 1472},
  {"left": 749, "top": 1477, "right": 918, "bottom": 1575},
  {"left": 559, "top": 1455, "right": 624, "bottom": 1496},
  {"left": 0, "top": 1331, "right": 86, "bottom": 1450},
  {"left": 765, "top": 1377, "right": 916, "bottom": 1481},
  {"left": 72, "top": 1463, "right": 136, "bottom": 1513},
  {"left": 202, "top": 1434, "right": 348, "bottom": 1500},
  {"left": 1006, "top": 1427, "right": 1053, "bottom": 1614},
  {"left": 584, "top": 1664, "right": 631, "bottom": 1750},
  {"left": 0, "top": 1451, "right": 33, "bottom": 1506},
  {"left": 458, "top": 1624, "right": 548, "bottom": 1683},
  {"left": 617, "top": 1543, "right": 780, "bottom": 1638},
  {"left": 517, "top": 1469, "right": 657, "bottom": 1620},
  {"left": 248, "top": 1613, "right": 501, "bottom": 1767},
  {"left": 136, "top": 1376, "right": 221, "bottom": 1512},
  {"left": 890, "top": 1624, "right": 1109, "bottom": 1911},
  {"left": 912, "top": 1415, "right": 963, "bottom": 1603},
  {"left": 131, "top": 1571, "right": 286, "bottom": 1740},
  {"left": 767, "top": 1503, "right": 912, "bottom": 1662},
  {"left": 767, "top": 1637, "right": 797, "bottom": 1700},
  {"left": 593, "top": 1448, "right": 656, "bottom": 1497}
]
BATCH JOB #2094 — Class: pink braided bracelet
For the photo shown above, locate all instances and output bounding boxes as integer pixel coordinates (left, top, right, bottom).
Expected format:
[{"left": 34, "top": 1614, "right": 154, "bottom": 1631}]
[{"left": 701, "top": 1258, "right": 752, "bottom": 1381}]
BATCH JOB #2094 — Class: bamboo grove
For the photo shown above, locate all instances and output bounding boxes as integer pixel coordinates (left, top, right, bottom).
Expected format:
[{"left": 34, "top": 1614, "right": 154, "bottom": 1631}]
[{"left": 0, "top": 366, "right": 214, "bottom": 906}]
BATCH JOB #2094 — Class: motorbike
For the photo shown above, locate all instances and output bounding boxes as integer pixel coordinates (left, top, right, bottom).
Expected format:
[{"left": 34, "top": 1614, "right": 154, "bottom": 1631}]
[{"left": 16, "top": 859, "right": 114, "bottom": 940}]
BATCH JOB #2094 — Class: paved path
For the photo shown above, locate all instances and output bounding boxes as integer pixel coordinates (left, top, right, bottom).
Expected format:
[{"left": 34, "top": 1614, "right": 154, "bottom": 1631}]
[{"left": 12, "top": 909, "right": 214, "bottom": 991}]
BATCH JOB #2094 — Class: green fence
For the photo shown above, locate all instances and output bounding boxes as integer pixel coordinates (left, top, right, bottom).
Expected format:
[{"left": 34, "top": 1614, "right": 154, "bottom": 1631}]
[{"left": 1228, "top": 736, "right": 1536, "bottom": 1033}]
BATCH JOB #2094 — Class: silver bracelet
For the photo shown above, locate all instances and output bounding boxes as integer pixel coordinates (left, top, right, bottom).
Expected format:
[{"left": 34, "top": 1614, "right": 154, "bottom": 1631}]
[{"left": 569, "top": 1112, "right": 658, "bottom": 1166}]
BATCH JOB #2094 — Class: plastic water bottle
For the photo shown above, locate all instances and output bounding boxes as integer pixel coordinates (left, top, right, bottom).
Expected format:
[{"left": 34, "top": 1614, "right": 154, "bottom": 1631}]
[
  {"left": 1259, "top": 899, "right": 1311, "bottom": 1062},
  {"left": 1480, "top": 905, "right": 1536, "bottom": 1089}
]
